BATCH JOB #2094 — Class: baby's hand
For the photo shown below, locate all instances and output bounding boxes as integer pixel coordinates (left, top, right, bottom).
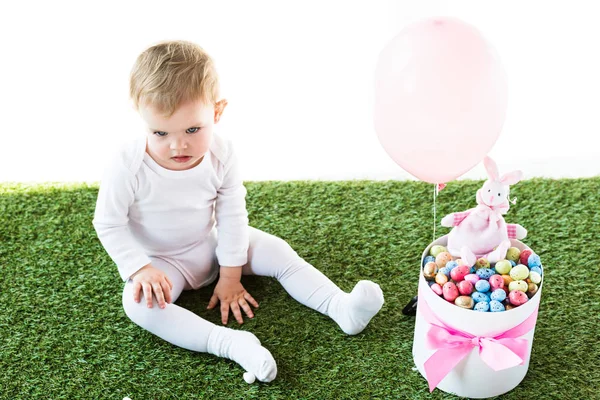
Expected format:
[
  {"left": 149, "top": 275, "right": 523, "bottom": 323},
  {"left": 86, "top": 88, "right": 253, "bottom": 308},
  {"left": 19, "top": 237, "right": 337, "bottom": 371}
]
[
  {"left": 130, "top": 264, "right": 174, "bottom": 309},
  {"left": 207, "top": 276, "right": 259, "bottom": 325}
]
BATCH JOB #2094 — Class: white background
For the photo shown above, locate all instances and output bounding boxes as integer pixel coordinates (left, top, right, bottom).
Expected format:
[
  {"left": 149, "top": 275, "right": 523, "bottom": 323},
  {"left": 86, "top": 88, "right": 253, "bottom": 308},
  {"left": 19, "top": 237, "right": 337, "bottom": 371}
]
[{"left": 1, "top": 0, "right": 598, "bottom": 182}]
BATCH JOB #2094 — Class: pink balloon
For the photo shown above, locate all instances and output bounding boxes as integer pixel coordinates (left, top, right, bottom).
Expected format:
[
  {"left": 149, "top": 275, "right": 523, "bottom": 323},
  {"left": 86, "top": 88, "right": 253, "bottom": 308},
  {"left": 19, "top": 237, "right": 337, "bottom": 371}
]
[{"left": 374, "top": 17, "right": 507, "bottom": 183}]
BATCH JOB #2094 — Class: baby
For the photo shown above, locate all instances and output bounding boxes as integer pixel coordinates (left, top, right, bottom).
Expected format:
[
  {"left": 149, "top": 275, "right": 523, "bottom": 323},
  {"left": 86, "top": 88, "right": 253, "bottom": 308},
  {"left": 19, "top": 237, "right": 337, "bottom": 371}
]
[{"left": 93, "top": 40, "right": 384, "bottom": 382}]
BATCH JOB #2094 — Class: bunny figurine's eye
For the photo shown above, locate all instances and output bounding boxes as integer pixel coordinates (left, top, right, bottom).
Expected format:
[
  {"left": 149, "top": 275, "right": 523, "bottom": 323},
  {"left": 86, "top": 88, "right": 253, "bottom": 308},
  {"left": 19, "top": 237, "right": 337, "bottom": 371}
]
[
  {"left": 488, "top": 189, "right": 491, "bottom": 192},
  {"left": 497, "top": 193, "right": 501, "bottom": 196}
]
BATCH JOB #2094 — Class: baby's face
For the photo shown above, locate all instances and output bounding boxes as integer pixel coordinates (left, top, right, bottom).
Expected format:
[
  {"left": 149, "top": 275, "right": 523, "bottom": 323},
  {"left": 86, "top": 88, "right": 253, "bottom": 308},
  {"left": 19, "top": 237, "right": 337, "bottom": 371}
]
[{"left": 140, "top": 99, "right": 222, "bottom": 171}]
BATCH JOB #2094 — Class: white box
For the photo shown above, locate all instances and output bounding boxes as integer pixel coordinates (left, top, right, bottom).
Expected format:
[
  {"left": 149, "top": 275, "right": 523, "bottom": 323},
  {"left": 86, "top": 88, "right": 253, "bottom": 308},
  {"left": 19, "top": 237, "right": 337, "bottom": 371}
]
[{"left": 412, "top": 235, "right": 543, "bottom": 398}]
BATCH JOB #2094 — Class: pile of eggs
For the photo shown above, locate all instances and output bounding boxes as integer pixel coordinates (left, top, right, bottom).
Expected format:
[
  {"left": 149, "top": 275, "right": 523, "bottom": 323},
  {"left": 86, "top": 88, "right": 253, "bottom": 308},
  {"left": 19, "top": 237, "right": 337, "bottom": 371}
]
[{"left": 423, "top": 245, "right": 543, "bottom": 312}]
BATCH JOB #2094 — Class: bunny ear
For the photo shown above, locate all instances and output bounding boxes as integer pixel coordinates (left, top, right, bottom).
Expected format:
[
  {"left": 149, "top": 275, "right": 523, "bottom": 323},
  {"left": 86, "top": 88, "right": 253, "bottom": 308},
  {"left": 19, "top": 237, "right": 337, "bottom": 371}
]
[
  {"left": 500, "top": 171, "right": 523, "bottom": 186},
  {"left": 483, "top": 156, "right": 499, "bottom": 181}
]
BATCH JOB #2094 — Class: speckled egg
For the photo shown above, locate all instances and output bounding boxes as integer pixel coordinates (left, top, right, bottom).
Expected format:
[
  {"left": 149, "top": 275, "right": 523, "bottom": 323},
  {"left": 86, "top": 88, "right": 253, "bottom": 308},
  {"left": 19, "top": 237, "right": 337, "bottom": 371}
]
[
  {"left": 475, "top": 280, "right": 491, "bottom": 293},
  {"left": 472, "top": 292, "right": 491, "bottom": 303},
  {"left": 423, "top": 262, "right": 438, "bottom": 280},
  {"left": 423, "top": 255, "right": 436, "bottom": 266},
  {"left": 509, "top": 280, "right": 528, "bottom": 293},
  {"left": 505, "top": 247, "right": 521, "bottom": 263},
  {"left": 455, "top": 295, "right": 475, "bottom": 309},
  {"left": 457, "top": 280, "right": 474, "bottom": 296},
  {"left": 430, "top": 245, "right": 448, "bottom": 258},
  {"left": 450, "top": 265, "right": 470, "bottom": 282},
  {"left": 490, "top": 300, "right": 506, "bottom": 312},
  {"left": 494, "top": 260, "right": 512, "bottom": 275},
  {"left": 505, "top": 303, "right": 517, "bottom": 311},
  {"left": 442, "top": 282, "right": 459, "bottom": 302},
  {"left": 475, "top": 268, "right": 494, "bottom": 280},
  {"left": 489, "top": 275, "right": 505, "bottom": 290},
  {"left": 474, "top": 301, "right": 490, "bottom": 312},
  {"left": 476, "top": 258, "right": 490, "bottom": 269},
  {"left": 510, "top": 264, "right": 530, "bottom": 281},
  {"left": 509, "top": 260, "right": 517, "bottom": 267},
  {"left": 464, "top": 273, "right": 480, "bottom": 285},
  {"left": 527, "top": 282, "right": 539, "bottom": 298},
  {"left": 529, "top": 271, "right": 542, "bottom": 285},
  {"left": 446, "top": 261, "right": 458, "bottom": 271},
  {"left": 530, "top": 266, "right": 543, "bottom": 276},
  {"left": 431, "top": 283, "right": 443, "bottom": 296},
  {"left": 509, "top": 290, "right": 529, "bottom": 306},
  {"left": 437, "top": 267, "right": 451, "bottom": 278},
  {"left": 435, "top": 272, "right": 449, "bottom": 285},
  {"left": 435, "top": 252, "right": 453, "bottom": 268},
  {"left": 455, "top": 258, "right": 466, "bottom": 266},
  {"left": 528, "top": 254, "right": 542, "bottom": 268},
  {"left": 519, "top": 249, "right": 533, "bottom": 265},
  {"left": 491, "top": 288, "right": 507, "bottom": 302},
  {"left": 502, "top": 274, "right": 514, "bottom": 286}
]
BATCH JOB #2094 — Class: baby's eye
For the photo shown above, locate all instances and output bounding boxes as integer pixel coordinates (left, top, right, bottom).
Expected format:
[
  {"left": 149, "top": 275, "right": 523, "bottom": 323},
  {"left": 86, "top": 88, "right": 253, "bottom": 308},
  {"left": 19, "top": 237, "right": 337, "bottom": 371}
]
[
  {"left": 186, "top": 127, "right": 201, "bottom": 134},
  {"left": 154, "top": 131, "right": 168, "bottom": 137}
]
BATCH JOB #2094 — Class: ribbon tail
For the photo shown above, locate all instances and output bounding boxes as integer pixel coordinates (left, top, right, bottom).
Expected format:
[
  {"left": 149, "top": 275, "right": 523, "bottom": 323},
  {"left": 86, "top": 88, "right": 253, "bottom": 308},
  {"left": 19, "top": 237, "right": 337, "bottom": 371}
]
[
  {"left": 479, "top": 339, "right": 526, "bottom": 371},
  {"left": 423, "top": 345, "right": 473, "bottom": 392}
]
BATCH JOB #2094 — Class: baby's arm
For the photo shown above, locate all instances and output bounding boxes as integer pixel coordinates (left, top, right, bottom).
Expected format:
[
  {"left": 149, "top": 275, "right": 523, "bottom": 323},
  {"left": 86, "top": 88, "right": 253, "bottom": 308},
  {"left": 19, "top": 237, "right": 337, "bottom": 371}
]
[
  {"left": 93, "top": 160, "right": 171, "bottom": 308},
  {"left": 208, "top": 141, "right": 256, "bottom": 324}
]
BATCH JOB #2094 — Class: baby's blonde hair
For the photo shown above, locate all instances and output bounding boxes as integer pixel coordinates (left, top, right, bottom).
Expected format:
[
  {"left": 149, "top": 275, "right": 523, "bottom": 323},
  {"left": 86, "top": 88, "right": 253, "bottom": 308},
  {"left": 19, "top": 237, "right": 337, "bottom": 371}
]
[{"left": 130, "top": 40, "right": 219, "bottom": 117}]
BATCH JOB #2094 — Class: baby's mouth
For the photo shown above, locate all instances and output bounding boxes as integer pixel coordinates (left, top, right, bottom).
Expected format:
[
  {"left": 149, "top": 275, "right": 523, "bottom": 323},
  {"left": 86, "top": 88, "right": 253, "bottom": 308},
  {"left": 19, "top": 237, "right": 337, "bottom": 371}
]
[{"left": 172, "top": 156, "right": 192, "bottom": 163}]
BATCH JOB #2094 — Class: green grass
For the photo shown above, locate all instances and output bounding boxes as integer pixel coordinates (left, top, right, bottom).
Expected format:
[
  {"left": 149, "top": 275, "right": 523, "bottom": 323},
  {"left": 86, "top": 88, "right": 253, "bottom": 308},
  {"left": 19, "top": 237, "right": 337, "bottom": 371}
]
[{"left": 1, "top": 179, "right": 599, "bottom": 399}]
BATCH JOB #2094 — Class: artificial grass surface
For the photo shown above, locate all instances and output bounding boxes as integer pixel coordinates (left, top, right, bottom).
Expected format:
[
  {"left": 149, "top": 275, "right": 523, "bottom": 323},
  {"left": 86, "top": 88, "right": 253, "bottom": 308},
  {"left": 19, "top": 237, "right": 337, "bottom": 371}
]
[{"left": 1, "top": 179, "right": 599, "bottom": 399}]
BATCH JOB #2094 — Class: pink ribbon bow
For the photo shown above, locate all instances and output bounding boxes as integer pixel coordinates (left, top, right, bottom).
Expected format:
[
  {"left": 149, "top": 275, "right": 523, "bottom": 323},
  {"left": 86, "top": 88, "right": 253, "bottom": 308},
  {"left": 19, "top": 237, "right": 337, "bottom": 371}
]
[{"left": 417, "top": 286, "right": 539, "bottom": 392}]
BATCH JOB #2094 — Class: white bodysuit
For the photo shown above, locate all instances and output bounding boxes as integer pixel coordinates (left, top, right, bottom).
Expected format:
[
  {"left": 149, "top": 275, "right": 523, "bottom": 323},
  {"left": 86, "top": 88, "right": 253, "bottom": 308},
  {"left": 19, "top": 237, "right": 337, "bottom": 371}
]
[{"left": 92, "top": 133, "right": 384, "bottom": 382}]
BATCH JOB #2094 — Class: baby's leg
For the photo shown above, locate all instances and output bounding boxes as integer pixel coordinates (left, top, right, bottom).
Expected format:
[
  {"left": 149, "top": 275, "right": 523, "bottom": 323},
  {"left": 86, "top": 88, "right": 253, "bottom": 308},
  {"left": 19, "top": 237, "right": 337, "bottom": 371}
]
[
  {"left": 122, "top": 257, "right": 276, "bottom": 382},
  {"left": 244, "top": 228, "right": 384, "bottom": 335}
]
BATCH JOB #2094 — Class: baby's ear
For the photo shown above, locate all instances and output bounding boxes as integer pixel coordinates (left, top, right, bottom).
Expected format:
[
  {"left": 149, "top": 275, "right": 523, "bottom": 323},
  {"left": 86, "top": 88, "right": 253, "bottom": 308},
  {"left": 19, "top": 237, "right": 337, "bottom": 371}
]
[
  {"left": 500, "top": 170, "right": 523, "bottom": 186},
  {"left": 214, "top": 99, "right": 228, "bottom": 123}
]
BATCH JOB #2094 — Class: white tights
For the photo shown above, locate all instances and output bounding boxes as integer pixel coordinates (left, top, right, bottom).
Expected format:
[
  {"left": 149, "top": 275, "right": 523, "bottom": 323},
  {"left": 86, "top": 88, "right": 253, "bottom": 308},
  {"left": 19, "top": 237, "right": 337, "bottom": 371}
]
[{"left": 122, "top": 227, "right": 384, "bottom": 382}]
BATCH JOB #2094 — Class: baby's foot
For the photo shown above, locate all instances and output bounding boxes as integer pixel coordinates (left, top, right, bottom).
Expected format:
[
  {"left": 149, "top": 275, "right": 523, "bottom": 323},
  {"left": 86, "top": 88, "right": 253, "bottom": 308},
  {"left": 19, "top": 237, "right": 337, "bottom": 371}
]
[
  {"left": 328, "top": 280, "right": 384, "bottom": 335},
  {"left": 207, "top": 327, "right": 277, "bottom": 382}
]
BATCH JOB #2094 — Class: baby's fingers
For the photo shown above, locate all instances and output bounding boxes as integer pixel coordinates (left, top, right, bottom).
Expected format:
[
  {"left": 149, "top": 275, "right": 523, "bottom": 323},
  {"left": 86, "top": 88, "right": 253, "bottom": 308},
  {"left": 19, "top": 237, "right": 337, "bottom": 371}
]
[
  {"left": 132, "top": 281, "right": 142, "bottom": 303},
  {"left": 207, "top": 294, "right": 219, "bottom": 310},
  {"left": 153, "top": 283, "right": 166, "bottom": 309},
  {"left": 244, "top": 292, "right": 259, "bottom": 308},
  {"left": 142, "top": 282, "right": 154, "bottom": 308},
  {"left": 161, "top": 280, "right": 172, "bottom": 304}
]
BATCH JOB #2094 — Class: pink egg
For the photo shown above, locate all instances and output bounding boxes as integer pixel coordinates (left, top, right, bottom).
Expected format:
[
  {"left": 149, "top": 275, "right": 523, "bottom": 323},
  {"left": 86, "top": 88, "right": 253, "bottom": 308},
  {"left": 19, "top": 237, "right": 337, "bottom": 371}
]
[
  {"left": 508, "top": 290, "right": 529, "bottom": 306},
  {"left": 430, "top": 283, "right": 443, "bottom": 296},
  {"left": 457, "top": 280, "right": 474, "bottom": 296},
  {"left": 489, "top": 274, "right": 505, "bottom": 290},
  {"left": 450, "top": 265, "right": 470, "bottom": 282},
  {"left": 464, "top": 273, "right": 480, "bottom": 284},
  {"left": 442, "top": 282, "right": 459, "bottom": 302}
]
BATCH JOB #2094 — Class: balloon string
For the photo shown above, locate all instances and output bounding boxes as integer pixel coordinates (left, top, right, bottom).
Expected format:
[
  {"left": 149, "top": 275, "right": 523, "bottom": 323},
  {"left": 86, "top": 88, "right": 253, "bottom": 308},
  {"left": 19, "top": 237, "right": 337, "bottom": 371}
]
[{"left": 433, "top": 183, "right": 437, "bottom": 242}]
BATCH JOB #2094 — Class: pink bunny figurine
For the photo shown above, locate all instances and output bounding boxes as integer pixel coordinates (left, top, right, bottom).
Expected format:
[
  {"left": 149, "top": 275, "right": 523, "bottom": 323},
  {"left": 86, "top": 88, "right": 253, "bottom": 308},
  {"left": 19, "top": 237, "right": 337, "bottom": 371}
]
[{"left": 440, "top": 156, "right": 527, "bottom": 266}]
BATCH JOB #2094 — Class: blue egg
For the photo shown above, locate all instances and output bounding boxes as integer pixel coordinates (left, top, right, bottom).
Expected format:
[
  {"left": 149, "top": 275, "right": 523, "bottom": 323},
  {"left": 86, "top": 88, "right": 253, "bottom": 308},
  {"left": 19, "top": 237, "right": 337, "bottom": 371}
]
[
  {"left": 474, "top": 301, "right": 490, "bottom": 312},
  {"left": 470, "top": 266, "right": 476, "bottom": 273},
  {"left": 491, "top": 288, "right": 507, "bottom": 302},
  {"left": 446, "top": 261, "right": 458, "bottom": 271},
  {"left": 489, "top": 300, "right": 505, "bottom": 312},
  {"left": 476, "top": 268, "right": 494, "bottom": 280},
  {"left": 530, "top": 266, "right": 543, "bottom": 276},
  {"left": 423, "top": 256, "right": 435, "bottom": 266},
  {"left": 528, "top": 254, "right": 541, "bottom": 268},
  {"left": 475, "top": 280, "right": 491, "bottom": 292},
  {"left": 472, "top": 292, "right": 491, "bottom": 303},
  {"left": 509, "top": 260, "right": 517, "bottom": 267},
  {"left": 438, "top": 266, "right": 451, "bottom": 277}
]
